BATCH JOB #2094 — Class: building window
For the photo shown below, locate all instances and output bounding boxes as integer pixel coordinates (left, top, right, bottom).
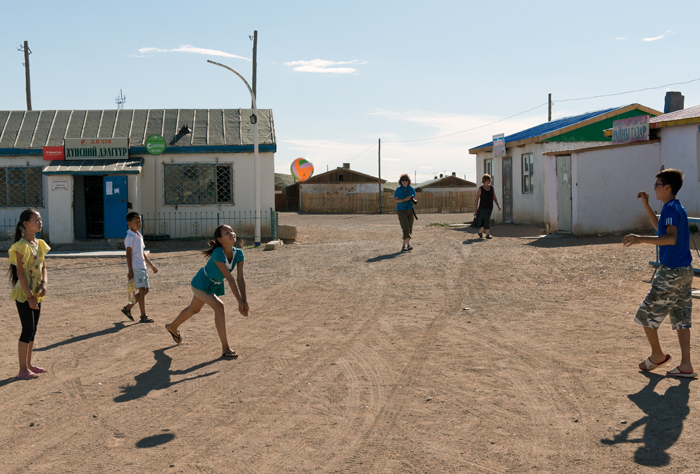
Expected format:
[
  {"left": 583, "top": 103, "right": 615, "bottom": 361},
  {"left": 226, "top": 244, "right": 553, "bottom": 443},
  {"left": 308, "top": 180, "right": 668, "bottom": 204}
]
[
  {"left": 522, "top": 153, "right": 533, "bottom": 194},
  {"left": 164, "top": 163, "right": 233, "bottom": 205},
  {"left": 0, "top": 167, "right": 44, "bottom": 208},
  {"left": 338, "top": 174, "right": 344, "bottom": 182},
  {"left": 484, "top": 159, "right": 494, "bottom": 186}
]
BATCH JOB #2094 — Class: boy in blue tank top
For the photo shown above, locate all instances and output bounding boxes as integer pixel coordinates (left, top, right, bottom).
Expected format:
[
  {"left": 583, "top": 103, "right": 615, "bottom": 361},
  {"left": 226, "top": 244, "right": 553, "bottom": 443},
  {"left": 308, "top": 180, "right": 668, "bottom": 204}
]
[{"left": 623, "top": 169, "right": 696, "bottom": 378}]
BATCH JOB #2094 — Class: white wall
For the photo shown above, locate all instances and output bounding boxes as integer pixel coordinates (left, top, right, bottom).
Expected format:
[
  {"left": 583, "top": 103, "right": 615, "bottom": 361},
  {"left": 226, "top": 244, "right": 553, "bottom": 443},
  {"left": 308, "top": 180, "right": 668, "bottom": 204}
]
[
  {"left": 473, "top": 141, "right": 607, "bottom": 225},
  {"left": 570, "top": 142, "right": 661, "bottom": 234},
  {"left": 144, "top": 151, "right": 276, "bottom": 215},
  {"left": 658, "top": 125, "right": 700, "bottom": 217}
]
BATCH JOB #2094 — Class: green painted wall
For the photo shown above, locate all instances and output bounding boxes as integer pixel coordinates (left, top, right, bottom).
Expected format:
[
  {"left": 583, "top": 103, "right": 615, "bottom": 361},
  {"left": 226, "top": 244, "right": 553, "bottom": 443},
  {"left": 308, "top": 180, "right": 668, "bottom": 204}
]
[{"left": 543, "top": 109, "right": 658, "bottom": 142}]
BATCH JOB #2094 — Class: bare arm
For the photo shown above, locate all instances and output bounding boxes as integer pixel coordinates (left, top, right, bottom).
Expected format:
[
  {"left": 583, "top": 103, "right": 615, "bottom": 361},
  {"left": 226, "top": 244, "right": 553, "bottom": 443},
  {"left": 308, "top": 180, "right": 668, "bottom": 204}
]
[
  {"left": 493, "top": 189, "right": 501, "bottom": 211},
  {"left": 144, "top": 253, "right": 158, "bottom": 274},
  {"left": 623, "top": 224, "right": 677, "bottom": 247},
  {"left": 637, "top": 191, "right": 658, "bottom": 232},
  {"left": 215, "top": 260, "right": 249, "bottom": 317},
  {"left": 15, "top": 251, "right": 38, "bottom": 310},
  {"left": 126, "top": 247, "right": 134, "bottom": 280}
]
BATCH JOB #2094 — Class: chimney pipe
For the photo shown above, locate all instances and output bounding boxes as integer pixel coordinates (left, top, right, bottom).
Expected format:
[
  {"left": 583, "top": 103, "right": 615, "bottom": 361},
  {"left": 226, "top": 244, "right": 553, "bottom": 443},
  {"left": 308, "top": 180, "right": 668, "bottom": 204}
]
[{"left": 664, "top": 92, "right": 684, "bottom": 114}]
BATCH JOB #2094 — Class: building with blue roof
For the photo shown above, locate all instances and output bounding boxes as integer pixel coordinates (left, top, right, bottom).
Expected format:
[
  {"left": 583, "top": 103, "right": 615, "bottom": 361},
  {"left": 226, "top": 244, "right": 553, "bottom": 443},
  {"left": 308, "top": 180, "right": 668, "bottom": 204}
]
[{"left": 468, "top": 103, "right": 660, "bottom": 232}]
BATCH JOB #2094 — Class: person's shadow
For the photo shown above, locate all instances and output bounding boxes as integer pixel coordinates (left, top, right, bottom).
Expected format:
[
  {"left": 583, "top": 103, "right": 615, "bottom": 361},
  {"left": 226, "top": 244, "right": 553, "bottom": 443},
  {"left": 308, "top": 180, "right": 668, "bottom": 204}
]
[
  {"left": 600, "top": 372, "right": 693, "bottom": 466},
  {"left": 114, "top": 346, "right": 220, "bottom": 403},
  {"left": 367, "top": 251, "right": 405, "bottom": 262},
  {"left": 34, "top": 322, "right": 131, "bottom": 352}
]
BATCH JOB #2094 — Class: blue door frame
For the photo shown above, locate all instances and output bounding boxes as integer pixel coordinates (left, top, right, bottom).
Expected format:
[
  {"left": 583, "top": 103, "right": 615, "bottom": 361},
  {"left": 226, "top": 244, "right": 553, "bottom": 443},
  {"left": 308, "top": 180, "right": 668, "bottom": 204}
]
[{"left": 104, "top": 176, "right": 127, "bottom": 238}]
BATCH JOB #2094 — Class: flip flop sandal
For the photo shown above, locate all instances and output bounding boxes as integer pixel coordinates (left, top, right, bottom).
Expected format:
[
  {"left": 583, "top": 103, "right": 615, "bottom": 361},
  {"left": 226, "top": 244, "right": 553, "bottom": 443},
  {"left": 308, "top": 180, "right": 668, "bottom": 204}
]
[
  {"left": 165, "top": 325, "right": 182, "bottom": 344},
  {"left": 640, "top": 354, "right": 671, "bottom": 372},
  {"left": 221, "top": 350, "right": 238, "bottom": 359},
  {"left": 30, "top": 366, "right": 47, "bottom": 374},
  {"left": 121, "top": 306, "right": 135, "bottom": 321},
  {"left": 17, "top": 369, "right": 38, "bottom": 380},
  {"left": 666, "top": 366, "right": 699, "bottom": 378}
]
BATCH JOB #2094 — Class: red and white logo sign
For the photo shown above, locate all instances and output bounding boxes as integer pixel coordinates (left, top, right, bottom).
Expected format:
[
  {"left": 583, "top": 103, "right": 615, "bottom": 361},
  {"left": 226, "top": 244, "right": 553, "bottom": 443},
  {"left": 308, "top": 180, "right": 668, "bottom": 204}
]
[{"left": 43, "top": 146, "right": 65, "bottom": 161}]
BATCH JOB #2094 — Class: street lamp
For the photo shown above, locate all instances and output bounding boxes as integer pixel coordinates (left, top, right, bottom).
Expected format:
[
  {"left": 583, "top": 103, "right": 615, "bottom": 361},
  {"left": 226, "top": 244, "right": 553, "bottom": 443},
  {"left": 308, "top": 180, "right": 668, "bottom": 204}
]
[{"left": 207, "top": 59, "right": 261, "bottom": 246}]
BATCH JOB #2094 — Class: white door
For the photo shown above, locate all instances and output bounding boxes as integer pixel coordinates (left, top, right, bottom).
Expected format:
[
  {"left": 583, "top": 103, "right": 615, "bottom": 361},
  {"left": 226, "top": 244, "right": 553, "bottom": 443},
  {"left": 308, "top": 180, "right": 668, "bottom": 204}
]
[{"left": 556, "top": 155, "right": 572, "bottom": 233}]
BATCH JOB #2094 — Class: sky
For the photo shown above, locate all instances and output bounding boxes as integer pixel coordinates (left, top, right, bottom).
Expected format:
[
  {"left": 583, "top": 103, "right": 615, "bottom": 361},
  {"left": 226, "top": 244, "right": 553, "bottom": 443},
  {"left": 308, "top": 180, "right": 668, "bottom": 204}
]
[{"left": 2, "top": 0, "right": 700, "bottom": 183}]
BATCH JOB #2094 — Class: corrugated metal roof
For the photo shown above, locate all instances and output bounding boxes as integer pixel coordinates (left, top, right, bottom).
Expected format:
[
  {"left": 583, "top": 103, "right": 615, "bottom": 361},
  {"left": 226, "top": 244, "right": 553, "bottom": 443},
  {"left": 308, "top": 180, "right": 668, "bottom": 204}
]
[
  {"left": 0, "top": 109, "right": 275, "bottom": 150},
  {"left": 43, "top": 158, "right": 144, "bottom": 175},
  {"left": 650, "top": 104, "right": 700, "bottom": 123},
  {"left": 470, "top": 107, "right": 618, "bottom": 151}
]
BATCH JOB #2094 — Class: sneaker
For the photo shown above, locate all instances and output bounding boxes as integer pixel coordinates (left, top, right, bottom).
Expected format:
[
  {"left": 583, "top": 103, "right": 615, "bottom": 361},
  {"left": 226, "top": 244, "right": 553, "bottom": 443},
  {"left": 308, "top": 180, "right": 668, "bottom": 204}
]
[
  {"left": 140, "top": 315, "right": 154, "bottom": 323},
  {"left": 406, "top": 245, "right": 413, "bottom": 251},
  {"left": 486, "top": 235, "right": 492, "bottom": 239},
  {"left": 478, "top": 233, "right": 483, "bottom": 238}
]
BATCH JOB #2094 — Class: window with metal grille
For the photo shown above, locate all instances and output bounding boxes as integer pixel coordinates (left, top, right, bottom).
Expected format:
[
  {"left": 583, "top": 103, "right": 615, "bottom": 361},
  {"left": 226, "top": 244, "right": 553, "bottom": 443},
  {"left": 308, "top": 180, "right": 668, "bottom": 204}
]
[
  {"left": 164, "top": 163, "right": 233, "bottom": 205},
  {"left": 0, "top": 167, "right": 44, "bottom": 208},
  {"left": 522, "top": 153, "right": 534, "bottom": 194}
]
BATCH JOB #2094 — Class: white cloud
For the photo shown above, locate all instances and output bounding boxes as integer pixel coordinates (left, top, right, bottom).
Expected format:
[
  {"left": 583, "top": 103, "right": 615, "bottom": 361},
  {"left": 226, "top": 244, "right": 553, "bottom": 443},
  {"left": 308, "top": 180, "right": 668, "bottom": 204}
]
[
  {"left": 643, "top": 30, "right": 674, "bottom": 42},
  {"left": 284, "top": 59, "right": 364, "bottom": 74},
  {"left": 133, "top": 45, "right": 250, "bottom": 60}
]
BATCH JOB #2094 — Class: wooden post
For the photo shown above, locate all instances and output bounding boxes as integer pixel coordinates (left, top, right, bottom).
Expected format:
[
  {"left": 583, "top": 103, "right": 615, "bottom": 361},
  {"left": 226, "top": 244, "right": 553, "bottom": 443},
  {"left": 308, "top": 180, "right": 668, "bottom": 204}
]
[
  {"left": 378, "top": 138, "right": 383, "bottom": 213},
  {"left": 23, "top": 41, "right": 32, "bottom": 111}
]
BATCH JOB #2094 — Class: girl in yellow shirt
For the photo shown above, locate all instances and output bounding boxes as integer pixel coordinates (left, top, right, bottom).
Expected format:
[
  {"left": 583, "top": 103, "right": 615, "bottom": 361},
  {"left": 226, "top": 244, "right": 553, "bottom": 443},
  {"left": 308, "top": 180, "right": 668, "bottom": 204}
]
[{"left": 8, "top": 209, "right": 50, "bottom": 380}]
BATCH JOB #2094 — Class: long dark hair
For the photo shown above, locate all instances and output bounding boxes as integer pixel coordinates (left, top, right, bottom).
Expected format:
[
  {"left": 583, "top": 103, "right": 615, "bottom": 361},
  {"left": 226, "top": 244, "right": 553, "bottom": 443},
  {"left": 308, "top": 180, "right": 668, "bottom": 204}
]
[
  {"left": 8, "top": 209, "right": 40, "bottom": 285},
  {"left": 202, "top": 225, "right": 228, "bottom": 258}
]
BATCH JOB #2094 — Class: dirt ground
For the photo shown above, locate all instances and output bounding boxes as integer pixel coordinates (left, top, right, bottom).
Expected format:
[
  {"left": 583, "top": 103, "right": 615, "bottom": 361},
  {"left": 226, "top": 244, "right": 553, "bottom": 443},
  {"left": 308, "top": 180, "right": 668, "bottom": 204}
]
[{"left": 0, "top": 212, "right": 699, "bottom": 473}]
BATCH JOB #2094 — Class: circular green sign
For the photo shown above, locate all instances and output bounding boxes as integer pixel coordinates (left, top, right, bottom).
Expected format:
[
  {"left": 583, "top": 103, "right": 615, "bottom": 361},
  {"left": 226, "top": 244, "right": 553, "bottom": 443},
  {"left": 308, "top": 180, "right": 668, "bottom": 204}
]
[{"left": 146, "top": 135, "right": 166, "bottom": 155}]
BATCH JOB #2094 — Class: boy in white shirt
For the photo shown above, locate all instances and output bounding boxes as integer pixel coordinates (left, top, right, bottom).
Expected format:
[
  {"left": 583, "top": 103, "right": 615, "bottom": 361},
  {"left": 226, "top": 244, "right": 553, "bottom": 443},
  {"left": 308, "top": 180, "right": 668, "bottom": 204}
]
[{"left": 122, "top": 212, "right": 158, "bottom": 323}]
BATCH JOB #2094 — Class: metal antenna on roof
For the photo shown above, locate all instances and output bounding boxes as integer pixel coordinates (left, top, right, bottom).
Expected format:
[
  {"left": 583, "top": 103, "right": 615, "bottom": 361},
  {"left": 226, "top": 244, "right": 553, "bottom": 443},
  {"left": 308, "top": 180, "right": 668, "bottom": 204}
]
[{"left": 115, "top": 89, "right": 127, "bottom": 110}]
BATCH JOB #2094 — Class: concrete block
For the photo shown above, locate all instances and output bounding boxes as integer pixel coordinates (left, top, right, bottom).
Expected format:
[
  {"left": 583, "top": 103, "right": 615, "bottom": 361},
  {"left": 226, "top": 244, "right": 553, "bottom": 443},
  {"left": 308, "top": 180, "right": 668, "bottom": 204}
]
[
  {"left": 265, "top": 240, "right": 283, "bottom": 250},
  {"left": 279, "top": 225, "right": 297, "bottom": 241}
]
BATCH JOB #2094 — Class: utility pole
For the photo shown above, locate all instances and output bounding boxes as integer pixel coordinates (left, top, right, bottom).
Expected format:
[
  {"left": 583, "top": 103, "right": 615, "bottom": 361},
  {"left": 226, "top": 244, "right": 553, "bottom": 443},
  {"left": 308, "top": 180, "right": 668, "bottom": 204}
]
[
  {"left": 18, "top": 41, "right": 32, "bottom": 110},
  {"left": 251, "top": 30, "right": 258, "bottom": 109},
  {"left": 378, "top": 138, "right": 383, "bottom": 213},
  {"left": 548, "top": 93, "right": 552, "bottom": 122}
]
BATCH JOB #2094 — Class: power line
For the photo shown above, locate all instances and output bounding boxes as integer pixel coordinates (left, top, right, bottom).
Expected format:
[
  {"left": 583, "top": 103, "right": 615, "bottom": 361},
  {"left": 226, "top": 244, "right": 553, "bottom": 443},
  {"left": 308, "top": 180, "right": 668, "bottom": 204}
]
[
  {"left": 380, "top": 76, "right": 700, "bottom": 144},
  {"left": 556, "top": 77, "right": 700, "bottom": 103}
]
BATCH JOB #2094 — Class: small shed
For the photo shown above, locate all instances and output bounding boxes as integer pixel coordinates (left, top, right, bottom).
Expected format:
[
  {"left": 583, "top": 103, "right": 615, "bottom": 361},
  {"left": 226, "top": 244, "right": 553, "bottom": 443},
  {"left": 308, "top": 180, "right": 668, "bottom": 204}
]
[
  {"left": 286, "top": 163, "right": 386, "bottom": 213},
  {"left": 415, "top": 173, "right": 477, "bottom": 192}
]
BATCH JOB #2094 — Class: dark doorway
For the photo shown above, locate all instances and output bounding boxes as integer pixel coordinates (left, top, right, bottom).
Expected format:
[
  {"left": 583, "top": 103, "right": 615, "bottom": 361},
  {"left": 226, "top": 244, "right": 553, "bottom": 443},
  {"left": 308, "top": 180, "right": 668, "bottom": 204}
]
[{"left": 84, "top": 176, "right": 104, "bottom": 238}]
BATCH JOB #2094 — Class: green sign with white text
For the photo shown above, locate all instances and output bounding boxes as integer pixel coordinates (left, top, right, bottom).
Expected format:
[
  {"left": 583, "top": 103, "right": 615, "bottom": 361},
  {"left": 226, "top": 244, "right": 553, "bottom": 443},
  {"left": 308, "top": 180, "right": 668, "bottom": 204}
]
[{"left": 146, "top": 135, "right": 166, "bottom": 155}]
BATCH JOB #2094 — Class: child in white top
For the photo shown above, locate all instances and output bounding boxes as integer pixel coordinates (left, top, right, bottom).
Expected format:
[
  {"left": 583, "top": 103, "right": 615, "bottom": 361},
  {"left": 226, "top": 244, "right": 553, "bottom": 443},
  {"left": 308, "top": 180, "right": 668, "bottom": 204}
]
[{"left": 122, "top": 212, "right": 158, "bottom": 323}]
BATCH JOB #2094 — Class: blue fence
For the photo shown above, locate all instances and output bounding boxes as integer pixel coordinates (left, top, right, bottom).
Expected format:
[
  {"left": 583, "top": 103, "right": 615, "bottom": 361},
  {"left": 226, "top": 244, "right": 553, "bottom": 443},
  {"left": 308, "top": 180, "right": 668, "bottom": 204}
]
[{"left": 141, "top": 209, "right": 278, "bottom": 243}]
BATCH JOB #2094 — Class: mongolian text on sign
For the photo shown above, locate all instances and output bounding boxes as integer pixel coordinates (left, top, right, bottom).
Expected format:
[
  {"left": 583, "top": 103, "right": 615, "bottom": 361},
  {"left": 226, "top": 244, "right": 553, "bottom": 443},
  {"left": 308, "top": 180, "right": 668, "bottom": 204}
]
[
  {"left": 493, "top": 133, "right": 505, "bottom": 158},
  {"left": 64, "top": 138, "right": 129, "bottom": 160},
  {"left": 612, "top": 115, "right": 649, "bottom": 145}
]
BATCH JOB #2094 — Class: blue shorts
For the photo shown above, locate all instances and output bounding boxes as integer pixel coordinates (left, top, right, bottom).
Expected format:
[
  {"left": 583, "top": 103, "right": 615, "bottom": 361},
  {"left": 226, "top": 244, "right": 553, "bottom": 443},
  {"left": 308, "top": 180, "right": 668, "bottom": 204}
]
[{"left": 133, "top": 267, "right": 149, "bottom": 289}]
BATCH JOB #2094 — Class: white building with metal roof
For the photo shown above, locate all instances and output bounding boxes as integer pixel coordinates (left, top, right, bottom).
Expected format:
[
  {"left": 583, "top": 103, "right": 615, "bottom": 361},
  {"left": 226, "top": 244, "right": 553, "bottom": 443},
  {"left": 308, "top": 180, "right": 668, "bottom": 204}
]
[{"left": 0, "top": 109, "right": 276, "bottom": 243}]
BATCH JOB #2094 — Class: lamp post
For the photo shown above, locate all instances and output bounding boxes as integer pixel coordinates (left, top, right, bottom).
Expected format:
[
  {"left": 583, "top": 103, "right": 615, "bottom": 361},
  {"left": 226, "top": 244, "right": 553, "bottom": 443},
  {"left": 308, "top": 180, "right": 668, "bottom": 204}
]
[{"left": 207, "top": 59, "right": 261, "bottom": 246}]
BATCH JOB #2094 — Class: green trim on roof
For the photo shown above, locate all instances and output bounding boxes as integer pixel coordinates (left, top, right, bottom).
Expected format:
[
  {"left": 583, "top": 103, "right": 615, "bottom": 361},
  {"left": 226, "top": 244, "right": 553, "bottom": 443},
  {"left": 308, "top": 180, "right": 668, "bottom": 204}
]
[{"left": 543, "top": 110, "right": 658, "bottom": 142}]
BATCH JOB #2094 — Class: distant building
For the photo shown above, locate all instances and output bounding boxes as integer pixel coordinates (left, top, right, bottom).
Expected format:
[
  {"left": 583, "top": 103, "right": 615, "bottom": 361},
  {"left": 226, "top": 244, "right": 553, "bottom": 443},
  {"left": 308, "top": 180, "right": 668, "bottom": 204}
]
[
  {"left": 415, "top": 173, "right": 476, "bottom": 193},
  {"left": 283, "top": 163, "right": 386, "bottom": 212}
]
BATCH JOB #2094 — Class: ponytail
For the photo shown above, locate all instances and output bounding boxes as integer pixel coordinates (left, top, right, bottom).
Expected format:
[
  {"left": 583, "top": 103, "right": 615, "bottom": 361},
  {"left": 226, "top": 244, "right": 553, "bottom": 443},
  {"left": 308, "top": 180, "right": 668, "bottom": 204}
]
[
  {"left": 7, "top": 209, "right": 38, "bottom": 285},
  {"left": 202, "top": 224, "right": 227, "bottom": 258}
]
